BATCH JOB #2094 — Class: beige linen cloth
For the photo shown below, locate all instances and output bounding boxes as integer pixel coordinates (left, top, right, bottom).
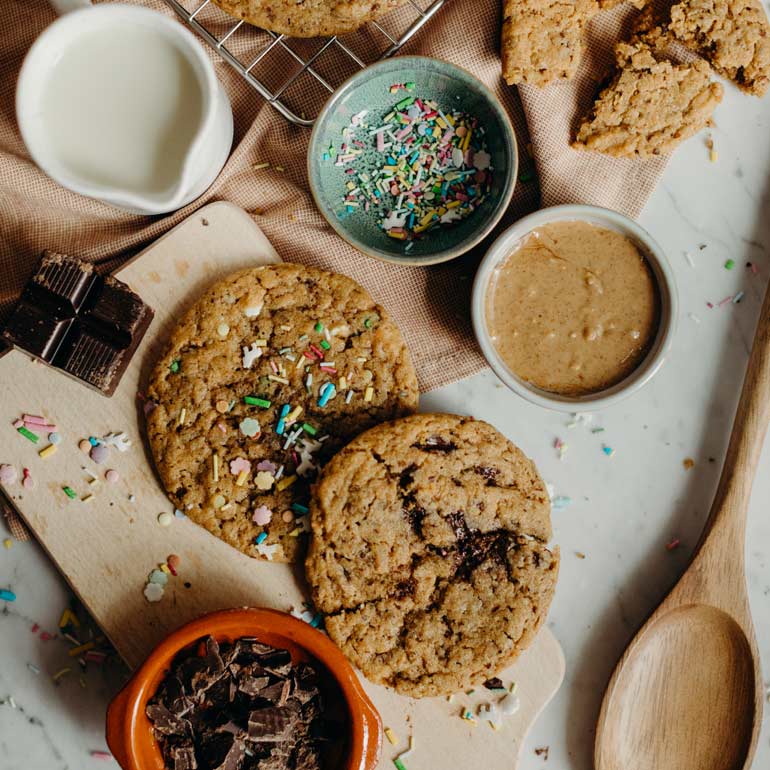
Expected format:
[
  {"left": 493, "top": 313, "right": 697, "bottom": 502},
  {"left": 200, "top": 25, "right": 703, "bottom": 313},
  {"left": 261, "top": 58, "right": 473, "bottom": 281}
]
[{"left": 0, "top": 0, "right": 664, "bottom": 537}]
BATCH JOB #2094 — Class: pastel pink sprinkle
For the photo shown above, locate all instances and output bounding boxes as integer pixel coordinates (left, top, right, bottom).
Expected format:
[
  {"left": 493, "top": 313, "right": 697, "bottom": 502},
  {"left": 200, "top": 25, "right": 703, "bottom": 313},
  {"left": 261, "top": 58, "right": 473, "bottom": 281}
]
[
  {"left": 22, "top": 474, "right": 35, "bottom": 490},
  {"left": 105, "top": 469, "right": 120, "bottom": 484},
  {"left": 230, "top": 457, "right": 252, "bottom": 476},
  {"left": 0, "top": 464, "right": 17, "bottom": 484},
  {"left": 256, "top": 460, "right": 277, "bottom": 474},
  {"left": 252, "top": 505, "right": 273, "bottom": 525}
]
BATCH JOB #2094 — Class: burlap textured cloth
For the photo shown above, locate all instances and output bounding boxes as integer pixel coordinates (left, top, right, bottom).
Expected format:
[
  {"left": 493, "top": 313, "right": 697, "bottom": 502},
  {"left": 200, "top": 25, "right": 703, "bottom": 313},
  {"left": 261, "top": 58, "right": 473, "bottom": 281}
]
[{"left": 0, "top": 0, "right": 667, "bottom": 388}]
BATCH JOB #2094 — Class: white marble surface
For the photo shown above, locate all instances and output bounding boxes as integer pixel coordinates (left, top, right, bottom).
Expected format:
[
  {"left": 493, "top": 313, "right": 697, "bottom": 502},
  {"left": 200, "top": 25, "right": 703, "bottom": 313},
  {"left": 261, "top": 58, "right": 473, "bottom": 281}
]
[{"left": 3, "top": 53, "right": 770, "bottom": 770}]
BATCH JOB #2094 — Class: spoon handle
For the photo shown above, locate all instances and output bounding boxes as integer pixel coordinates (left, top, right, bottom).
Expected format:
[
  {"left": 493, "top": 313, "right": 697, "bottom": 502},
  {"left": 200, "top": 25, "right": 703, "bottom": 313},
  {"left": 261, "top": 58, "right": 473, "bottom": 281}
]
[{"left": 698, "top": 279, "right": 770, "bottom": 563}]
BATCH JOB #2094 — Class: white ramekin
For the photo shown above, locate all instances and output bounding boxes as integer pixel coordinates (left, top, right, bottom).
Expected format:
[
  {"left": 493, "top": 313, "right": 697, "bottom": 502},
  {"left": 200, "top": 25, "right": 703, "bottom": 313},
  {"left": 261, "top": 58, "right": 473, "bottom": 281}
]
[{"left": 471, "top": 204, "right": 678, "bottom": 412}]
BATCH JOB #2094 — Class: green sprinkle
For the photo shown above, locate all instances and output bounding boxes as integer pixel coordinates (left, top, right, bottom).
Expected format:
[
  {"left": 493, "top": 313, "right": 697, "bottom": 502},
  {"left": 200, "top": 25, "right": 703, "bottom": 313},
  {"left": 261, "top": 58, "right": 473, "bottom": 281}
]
[
  {"left": 393, "top": 760, "right": 408, "bottom": 770},
  {"left": 291, "top": 503, "right": 309, "bottom": 514},
  {"left": 62, "top": 486, "right": 77, "bottom": 500},
  {"left": 170, "top": 360, "right": 180, "bottom": 373},
  {"left": 17, "top": 426, "right": 39, "bottom": 443},
  {"left": 314, "top": 321, "right": 324, "bottom": 332},
  {"left": 244, "top": 396, "right": 271, "bottom": 408},
  {"left": 364, "top": 317, "right": 373, "bottom": 329},
  {"left": 405, "top": 82, "right": 416, "bottom": 91},
  {"left": 319, "top": 340, "right": 331, "bottom": 351},
  {"left": 518, "top": 170, "right": 535, "bottom": 183},
  {"left": 395, "top": 96, "right": 415, "bottom": 110},
  {"left": 725, "top": 259, "right": 735, "bottom": 270},
  {"left": 302, "top": 423, "right": 317, "bottom": 436}
]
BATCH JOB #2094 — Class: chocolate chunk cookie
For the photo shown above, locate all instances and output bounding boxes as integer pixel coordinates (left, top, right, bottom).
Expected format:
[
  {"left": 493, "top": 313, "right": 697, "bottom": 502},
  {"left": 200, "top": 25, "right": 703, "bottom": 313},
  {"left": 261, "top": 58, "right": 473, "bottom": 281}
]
[
  {"left": 210, "top": 0, "right": 410, "bottom": 37},
  {"left": 305, "top": 413, "right": 559, "bottom": 697},
  {"left": 146, "top": 264, "right": 418, "bottom": 563}
]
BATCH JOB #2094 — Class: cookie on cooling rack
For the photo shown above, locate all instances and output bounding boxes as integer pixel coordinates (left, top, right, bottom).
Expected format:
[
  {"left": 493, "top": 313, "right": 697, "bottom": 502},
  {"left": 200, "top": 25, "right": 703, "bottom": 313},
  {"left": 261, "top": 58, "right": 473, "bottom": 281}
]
[
  {"left": 146, "top": 263, "right": 418, "bottom": 563},
  {"left": 210, "top": 0, "right": 411, "bottom": 37},
  {"left": 305, "top": 412, "right": 559, "bottom": 697}
]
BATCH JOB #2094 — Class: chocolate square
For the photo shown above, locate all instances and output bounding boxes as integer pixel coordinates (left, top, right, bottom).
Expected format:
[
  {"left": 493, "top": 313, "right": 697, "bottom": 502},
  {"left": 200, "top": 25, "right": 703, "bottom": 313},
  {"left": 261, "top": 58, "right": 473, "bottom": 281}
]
[{"left": 1, "top": 251, "right": 153, "bottom": 396}]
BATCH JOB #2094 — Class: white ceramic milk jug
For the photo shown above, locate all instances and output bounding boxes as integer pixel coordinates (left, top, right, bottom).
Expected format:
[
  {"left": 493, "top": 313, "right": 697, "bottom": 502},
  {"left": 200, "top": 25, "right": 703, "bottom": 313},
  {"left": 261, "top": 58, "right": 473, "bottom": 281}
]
[{"left": 16, "top": 0, "right": 233, "bottom": 215}]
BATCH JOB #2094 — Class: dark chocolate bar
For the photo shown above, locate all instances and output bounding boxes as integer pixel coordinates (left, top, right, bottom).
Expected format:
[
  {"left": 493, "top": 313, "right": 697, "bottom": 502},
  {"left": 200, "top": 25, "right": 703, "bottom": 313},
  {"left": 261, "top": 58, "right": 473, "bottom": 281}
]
[{"left": 1, "top": 251, "right": 153, "bottom": 396}]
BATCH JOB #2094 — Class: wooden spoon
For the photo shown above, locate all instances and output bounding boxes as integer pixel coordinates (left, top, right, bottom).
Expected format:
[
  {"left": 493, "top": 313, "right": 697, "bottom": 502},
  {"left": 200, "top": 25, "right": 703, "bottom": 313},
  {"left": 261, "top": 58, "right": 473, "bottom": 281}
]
[{"left": 594, "top": 284, "right": 770, "bottom": 770}]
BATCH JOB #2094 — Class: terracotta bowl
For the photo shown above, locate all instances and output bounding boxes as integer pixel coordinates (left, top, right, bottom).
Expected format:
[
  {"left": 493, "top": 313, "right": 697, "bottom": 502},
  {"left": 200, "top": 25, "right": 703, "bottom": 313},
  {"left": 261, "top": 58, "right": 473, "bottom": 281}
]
[{"left": 105, "top": 607, "right": 382, "bottom": 770}]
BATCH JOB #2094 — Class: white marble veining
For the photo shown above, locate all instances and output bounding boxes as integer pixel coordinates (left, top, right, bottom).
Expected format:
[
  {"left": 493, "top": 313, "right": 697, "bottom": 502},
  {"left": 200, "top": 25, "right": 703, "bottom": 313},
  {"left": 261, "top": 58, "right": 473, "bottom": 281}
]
[{"left": 3, "top": 60, "right": 770, "bottom": 770}]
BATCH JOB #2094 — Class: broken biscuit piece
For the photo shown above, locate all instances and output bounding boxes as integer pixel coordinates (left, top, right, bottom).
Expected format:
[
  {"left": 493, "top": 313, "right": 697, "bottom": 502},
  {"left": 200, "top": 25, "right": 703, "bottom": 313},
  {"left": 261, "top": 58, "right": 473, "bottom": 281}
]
[
  {"left": 572, "top": 41, "right": 723, "bottom": 157},
  {"left": 501, "top": 0, "right": 599, "bottom": 86}
]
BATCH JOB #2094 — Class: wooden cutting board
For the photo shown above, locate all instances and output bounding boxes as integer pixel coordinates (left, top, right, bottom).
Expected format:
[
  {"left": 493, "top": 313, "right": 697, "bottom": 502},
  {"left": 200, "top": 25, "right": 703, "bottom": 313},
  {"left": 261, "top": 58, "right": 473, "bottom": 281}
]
[{"left": 0, "top": 201, "right": 564, "bottom": 769}]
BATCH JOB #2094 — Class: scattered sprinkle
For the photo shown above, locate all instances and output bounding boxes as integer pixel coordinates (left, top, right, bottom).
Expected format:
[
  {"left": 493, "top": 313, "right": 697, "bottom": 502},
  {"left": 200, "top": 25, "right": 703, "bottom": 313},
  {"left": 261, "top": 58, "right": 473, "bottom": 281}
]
[
  {"left": 157, "top": 512, "right": 174, "bottom": 527},
  {"left": 0, "top": 464, "right": 18, "bottom": 484},
  {"left": 385, "top": 727, "right": 398, "bottom": 745},
  {"left": 0, "top": 589, "right": 16, "bottom": 602},
  {"left": 105, "top": 469, "right": 120, "bottom": 483},
  {"left": 666, "top": 537, "right": 681, "bottom": 551},
  {"left": 62, "top": 486, "right": 77, "bottom": 499},
  {"left": 602, "top": 445, "right": 615, "bottom": 457},
  {"left": 724, "top": 259, "right": 735, "bottom": 270},
  {"left": 683, "top": 457, "right": 695, "bottom": 470},
  {"left": 16, "top": 426, "right": 39, "bottom": 443},
  {"left": 38, "top": 443, "right": 58, "bottom": 459},
  {"left": 48, "top": 432, "right": 62, "bottom": 445}
]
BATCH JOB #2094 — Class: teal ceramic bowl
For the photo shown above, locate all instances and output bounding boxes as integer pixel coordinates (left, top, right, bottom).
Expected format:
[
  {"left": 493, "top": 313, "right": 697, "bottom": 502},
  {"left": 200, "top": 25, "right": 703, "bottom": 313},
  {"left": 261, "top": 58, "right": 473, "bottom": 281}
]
[{"left": 308, "top": 56, "right": 518, "bottom": 265}]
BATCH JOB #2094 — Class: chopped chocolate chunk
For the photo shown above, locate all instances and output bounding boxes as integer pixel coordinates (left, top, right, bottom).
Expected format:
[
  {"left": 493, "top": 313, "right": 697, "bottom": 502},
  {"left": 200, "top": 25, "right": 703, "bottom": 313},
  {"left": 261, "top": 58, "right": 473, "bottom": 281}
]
[
  {"left": 247, "top": 706, "right": 294, "bottom": 742},
  {"left": 171, "top": 745, "right": 198, "bottom": 770},
  {"left": 147, "top": 636, "right": 327, "bottom": 770},
  {"left": 483, "top": 677, "right": 505, "bottom": 691},
  {"left": 1, "top": 251, "right": 153, "bottom": 396}
]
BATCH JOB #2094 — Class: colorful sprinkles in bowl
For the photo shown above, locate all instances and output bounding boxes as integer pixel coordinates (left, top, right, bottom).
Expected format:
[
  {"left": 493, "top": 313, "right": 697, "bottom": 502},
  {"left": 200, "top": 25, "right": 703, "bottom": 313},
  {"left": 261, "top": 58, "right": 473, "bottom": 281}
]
[{"left": 324, "top": 84, "right": 494, "bottom": 245}]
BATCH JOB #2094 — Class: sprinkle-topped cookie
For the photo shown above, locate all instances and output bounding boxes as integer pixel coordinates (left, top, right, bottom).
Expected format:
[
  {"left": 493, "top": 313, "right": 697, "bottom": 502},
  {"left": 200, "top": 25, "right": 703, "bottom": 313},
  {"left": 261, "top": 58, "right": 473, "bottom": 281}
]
[{"left": 146, "top": 264, "right": 418, "bottom": 563}]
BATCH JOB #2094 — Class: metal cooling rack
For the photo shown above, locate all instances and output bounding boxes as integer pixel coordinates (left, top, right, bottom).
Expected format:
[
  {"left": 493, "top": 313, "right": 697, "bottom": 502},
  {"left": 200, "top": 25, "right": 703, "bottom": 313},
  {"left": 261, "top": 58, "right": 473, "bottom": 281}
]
[{"left": 164, "top": 0, "right": 449, "bottom": 126}]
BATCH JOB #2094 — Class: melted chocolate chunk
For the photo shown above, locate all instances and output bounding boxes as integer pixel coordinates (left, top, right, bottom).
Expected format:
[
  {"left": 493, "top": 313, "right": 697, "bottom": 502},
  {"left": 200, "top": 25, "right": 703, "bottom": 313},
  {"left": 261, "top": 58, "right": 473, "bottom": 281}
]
[
  {"left": 147, "top": 636, "right": 326, "bottom": 770},
  {"left": 411, "top": 436, "right": 457, "bottom": 453},
  {"left": 1, "top": 251, "right": 153, "bottom": 396}
]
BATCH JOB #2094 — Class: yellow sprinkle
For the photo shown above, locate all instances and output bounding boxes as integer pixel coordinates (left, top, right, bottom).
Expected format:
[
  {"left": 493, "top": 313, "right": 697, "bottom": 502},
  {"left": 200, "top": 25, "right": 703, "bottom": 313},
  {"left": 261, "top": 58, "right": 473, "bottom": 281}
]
[
  {"left": 385, "top": 727, "right": 398, "bottom": 745},
  {"left": 59, "top": 608, "right": 80, "bottom": 629},
  {"left": 446, "top": 200, "right": 461, "bottom": 208},
  {"left": 435, "top": 117, "right": 447, "bottom": 130},
  {"left": 268, "top": 375, "right": 289, "bottom": 385},
  {"left": 287, "top": 406, "right": 303, "bottom": 422},
  {"left": 387, "top": 230, "right": 407, "bottom": 240},
  {"left": 160, "top": 563, "right": 171, "bottom": 574},
  {"left": 274, "top": 165, "right": 285, "bottom": 172},
  {"left": 338, "top": 376, "right": 347, "bottom": 390},
  {"left": 295, "top": 356, "right": 305, "bottom": 370},
  {"left": 710, "top": 149, "right": 718, "bottom": 162},
  {"left": 3, "top": 539, "right": 12, "bottom": 549},
  {"left": 462, "top": 128, "right": 472, "bottom": 152},
  {"left": 444, "top": 112, "right": 456, "bottom": 126},
  {"left": 488, "top": 721, "right": 500, "bottom": 731},
  {"left": 213, "top": 453, "right": 220, "bottom": 483},
  {"left": 52, "top": 667, "right": 72, "bottom": 682},
  {"left": 276, "top": 474, "right": 297, "bottom": 491},
  {"left": 81, "top": 494, "right": 94, "bottom": 503},
  {"left": 364, "top": 386, "right": 374, "bottom": 402},
  {"left": 413, "top": 221, "right": 433, "bottom": 234},
  {"left": 253, "top": 162, "right": 270, "bottom": 170},
  {"left": 38, "top": 444, "right": 58, "bottom": 459},
  {"left": 68, "top": 641, "right": 95, "bottom": 658},
  {"left": 178, "top": 408, "right": 186, "bottom": 426},
  {"left": 419, "top": 210, "right": 437, "bottom": 227},
  {"left": 288, "top": 527, "right": 302, "bottom": 537},
  {"left": 88, "top": 478, "right": 99, "bottom": 486},
  {"left": 255, "top": 339, "right": 268, "bottom": 347},
  {"left": 236, "top": 470, "right": 248, "bottom": 486}
]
